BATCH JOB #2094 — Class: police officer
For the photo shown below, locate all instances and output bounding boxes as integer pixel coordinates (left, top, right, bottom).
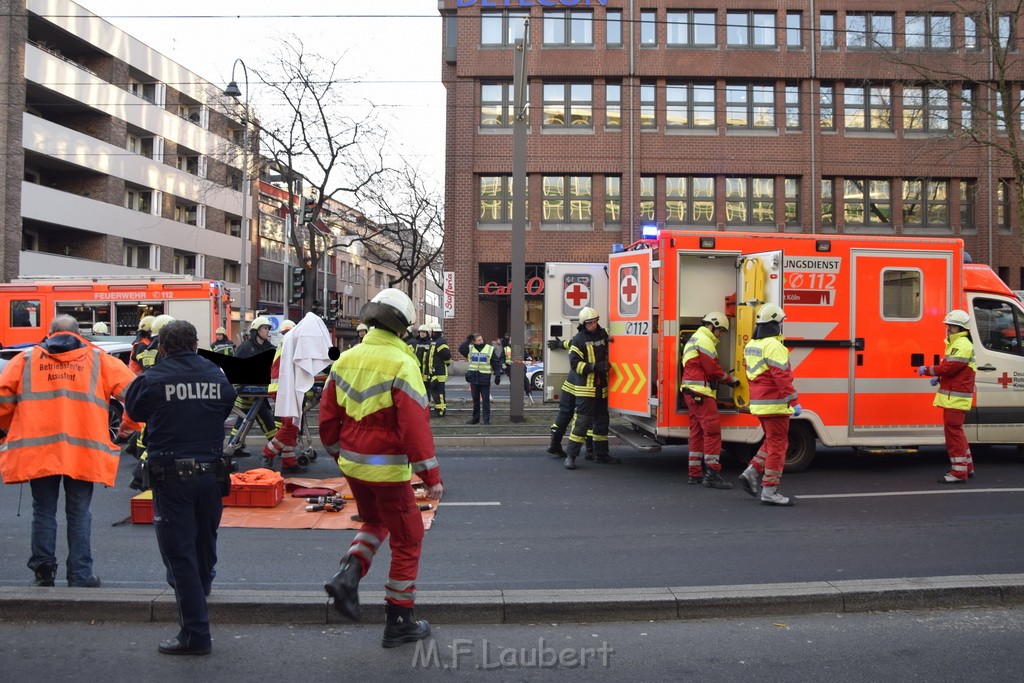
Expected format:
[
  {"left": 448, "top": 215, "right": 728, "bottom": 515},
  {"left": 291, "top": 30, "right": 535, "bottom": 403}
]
[
  {"left": 123, "top": 320, "right": 236, "bottom": 656},
  {"left": 210, "top": 326, "right": 235, "bottom": 355}
]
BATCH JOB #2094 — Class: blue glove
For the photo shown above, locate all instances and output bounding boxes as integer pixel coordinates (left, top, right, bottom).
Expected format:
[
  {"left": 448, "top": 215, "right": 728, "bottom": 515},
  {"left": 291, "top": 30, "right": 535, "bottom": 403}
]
[
  {"left": 917, "top": 365, "right": 928, "bottom": 376},
  {"left": 930, "top": 377, "right": 940, "bottom": 386},
  {"left": 792, "top": 403, "right": 802, "bottom": 417}
]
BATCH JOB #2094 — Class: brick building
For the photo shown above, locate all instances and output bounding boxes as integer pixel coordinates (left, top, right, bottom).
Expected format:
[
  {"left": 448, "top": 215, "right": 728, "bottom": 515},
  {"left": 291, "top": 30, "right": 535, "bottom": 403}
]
[{"left": 440, "top": 0, "right": 1024, "bottom": 360}]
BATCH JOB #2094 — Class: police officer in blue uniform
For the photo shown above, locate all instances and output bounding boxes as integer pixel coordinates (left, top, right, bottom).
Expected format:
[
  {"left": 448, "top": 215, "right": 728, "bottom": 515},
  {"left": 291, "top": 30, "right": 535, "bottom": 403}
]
[{"left": 123, "top": 320, "right": 236, "bottom": 656}]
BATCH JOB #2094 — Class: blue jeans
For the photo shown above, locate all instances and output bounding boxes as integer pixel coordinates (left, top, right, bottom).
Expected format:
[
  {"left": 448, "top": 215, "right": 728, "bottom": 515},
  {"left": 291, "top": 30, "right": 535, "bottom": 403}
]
[{"left": 29, "top": 475, "right": 94, "bottom": 584}]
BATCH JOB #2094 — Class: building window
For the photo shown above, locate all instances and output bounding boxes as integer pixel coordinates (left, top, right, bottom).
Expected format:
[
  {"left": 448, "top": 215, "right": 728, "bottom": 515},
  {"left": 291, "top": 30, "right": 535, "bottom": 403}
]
[
  {"left": 123, "top": 241, "right": 151, "bottom": 269},
  {"left": 173, "top": 250, "right": 199, "bottom": 277},
  {"left": 844, "top": 85, "right": 892, "bottom": 131},
  {"left": 542, "top": 176, "right": 592, "bottom": 223},
  {"left": 606, "top": 10, "right": 622, "bottom": 46},
  {"left": 666, "top": 176, "right": 716, "bottom": 225},
  {"left": 786, "top": 12, "right": 802, "bottom": 48},
  {"left": 821, "top": 179, "right": 835, "bottom": 225},
  {"left": 640, "top": 81, "right": 657, "bottom": 128},
  {"left": 481, "top": 11, "right": 528, "bottom": 46},
  {"left": 843, "top": 179, "right": 892, "bottom": 226},
  {"left": 640, "top": 176, "right": 655, "bottom": 221},
  {"left": 960, "top": 87, "right": 975, "bottom": 129},
  {"left": 845, "top": 13, "right": 894, "bottom": 49},
  {"left": 903, "top": 87, "right": 950, "bottom": 132},
  {"left": 964, "top": 15, "right": 978, "bottom": 50},
  {"left": 640, "top": 10, "right": 657, "bottom": 45},
  {"left": 902, "top": 179, "right": 950, "bottom": 227},
  {"left": 819, "top": 85, "right": 834, "bottom": 129},
  {"left": 481, "top": 82, "right": 513, "bottom": 127},
  {"left": 905, "top": 14, "right": 952, "bottom": 50},
  {"left": 124, "top": 189, "right": 152, "bottom": 214},
  {"left": 960, "top": 180, "right": 976, "bottom": 229},
  {"left": 784, "top": 178, "right": 800, "bottom": 225},
  {"left": 727, "top": 11, "right": 776, "bottom": 47},
  {"left": 667, "top": 10, "right": 716, "bottom": 47},
  {"left": 605, "top": 176, "right": 621, "bottom": 224},
  {"left": 543, "top": 10, "right": 593, "bottom": 46},
  {"left": 726, "top": 84, "right": 775, "bottom": 129},
  {"left": 785, "top": 85, "right": 801, "bottom": 129},
  {"left": 224, "top": 261, "right": 241, "bottom": 283},
  {"left": 174, "top": 204, "right": 199, "bottom": 226},
  {"left": 726, "top": 177, "right": 775, "bottom": 225},
  {"left": 997, "top": 180, "right": 1011, "bottom": 229},
  {"left": 667, "top": 83, "right": 715, "bottom": 128},
  {"left": 226, "top": 218, "right": 241, "bottom": 237},
  {"left": 543, "top": 83, "right": 592, "bottom": 128},
  {"left": 999, "top": 14, "right": 1014, "bottom": 50},
  {"left": 479, "top": 175, "right": 515, "bottom": 223},
  {"left": 605, "top": 82, "right": 621, "bottom": 128},
  {"left": 820, "top": 12, "right": 837, "bottom": 49}
]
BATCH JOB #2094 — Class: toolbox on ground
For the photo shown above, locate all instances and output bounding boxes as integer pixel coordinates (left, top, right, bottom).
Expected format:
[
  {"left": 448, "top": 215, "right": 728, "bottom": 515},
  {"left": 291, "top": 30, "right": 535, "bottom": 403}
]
[{"left": 130, "top": 490, "right": 154, "bottom": 524}]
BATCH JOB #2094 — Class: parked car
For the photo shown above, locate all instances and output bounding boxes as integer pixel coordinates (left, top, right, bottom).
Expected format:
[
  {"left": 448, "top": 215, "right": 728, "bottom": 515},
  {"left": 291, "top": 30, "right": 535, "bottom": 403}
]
[{"left": 525, "top": 360, "right": 544, "bottom": 392}]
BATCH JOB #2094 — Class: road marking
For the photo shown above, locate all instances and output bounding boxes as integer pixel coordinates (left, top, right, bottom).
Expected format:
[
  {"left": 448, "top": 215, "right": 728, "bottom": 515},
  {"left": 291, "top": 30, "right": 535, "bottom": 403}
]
[
  {"left": 799, "top": 487, "right": 1024, "bottom": 500},
  {"left": 438, "top": 501, "right": 501, "bottom": 506}
]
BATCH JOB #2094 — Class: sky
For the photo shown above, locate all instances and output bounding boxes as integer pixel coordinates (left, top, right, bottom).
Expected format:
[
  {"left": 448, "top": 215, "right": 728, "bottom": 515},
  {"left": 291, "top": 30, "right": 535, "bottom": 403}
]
[{"left": 74, "top": 0, "right": 447, "bottom": 197}]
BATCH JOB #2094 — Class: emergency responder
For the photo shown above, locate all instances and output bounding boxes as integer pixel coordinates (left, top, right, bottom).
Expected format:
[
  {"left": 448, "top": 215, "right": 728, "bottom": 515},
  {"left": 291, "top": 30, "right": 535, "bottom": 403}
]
[
  {"left": 401, "top": 325, "right": 416, "bottom": 347},
  {"left": 681, "top": 312, "right": 740, "bottom": 490},
  {"left": 918, "top": 309, "right": 977, "bottom": 483},
  {"left": 427, "top": 322, "right": 451, "bottom": 417},
  {"left": 134, "top": 314, "right": 175, "bottom": 371},
  {"left": 414, "top": 324, "right": 433, "bottom": 392},
  {"left": 210, "top": 326, "right": 235, "bottom": 355},
  {"left": 320, "top": 288, "right": 443, "bottom": 649},
  {"left": 458, "top": 332, "right": 501, "bottom": 425},
  {"left": 123, "top": 320, "right": 236, "bottom": 655},
  {"left": 739, "top": 303, "right": 800, "bottom": 506},
  {"left": 126, "top": 313, "right": 176, "bottom": 488},
  {"left": 230, "top": 316, "right": 279, "bottom": 450},
  {"left": 501, "top": 333, "right": 513, "bottom": 381},
  {"left": 563, "top": 307, "right": 619, "bottom": 469},
  {"left": 91, "top": 321, "right": 110, "bottom": 336},
  {"left": 128, "top": 315, "right": 156, "bottom": 374},
  {"left": 264, "top": 319, "right": 306, "bottom": 474},
  {"left": 0, "top": 315, "right": 138, "bottom": 588},
  {"left": 355, "top": 323, "right": 368, "bottom": 344},
  {"left": 545, "top": 333, "right": 595, "bottom": 460}
]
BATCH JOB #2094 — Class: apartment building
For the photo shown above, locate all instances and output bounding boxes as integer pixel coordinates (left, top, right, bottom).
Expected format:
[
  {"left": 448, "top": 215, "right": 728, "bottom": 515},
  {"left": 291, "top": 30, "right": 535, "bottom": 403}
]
[
  {"left": 5, "top": 0, "right": 253, "bottom": 315},
  {"left": 440, "top": 0, "right": 1024, "bottom": 359}
]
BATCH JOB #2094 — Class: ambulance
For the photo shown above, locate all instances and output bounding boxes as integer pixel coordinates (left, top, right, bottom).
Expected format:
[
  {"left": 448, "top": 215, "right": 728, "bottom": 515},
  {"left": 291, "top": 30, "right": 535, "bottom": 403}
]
[
  {"left": 0, "top": 277, "right": 232, "bottom": 347},
  {"left": 542, "top": 262, "right": 610, "bottom": 400},
  {"left": 606, "top": 230, "right": 1024, "bottom": 471}
]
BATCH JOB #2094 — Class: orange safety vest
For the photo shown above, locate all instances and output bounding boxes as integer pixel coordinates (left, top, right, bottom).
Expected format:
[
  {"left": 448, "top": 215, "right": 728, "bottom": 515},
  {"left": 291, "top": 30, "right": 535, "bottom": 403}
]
[{"left": 0, "top": 334, "right": 138, "bottom": 486}]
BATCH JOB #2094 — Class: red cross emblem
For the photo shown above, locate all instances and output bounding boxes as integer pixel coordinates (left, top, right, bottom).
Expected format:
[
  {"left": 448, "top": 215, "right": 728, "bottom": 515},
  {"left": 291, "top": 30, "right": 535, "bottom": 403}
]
[
  {"left": 998, "top": 372, "right": 1013, "bottom": 389},
  {"left": 621, "top": 275, "right": 638, "bottom": 305},
  {"left": 564, "top": 283, "right": 590, "bottom": 308}
]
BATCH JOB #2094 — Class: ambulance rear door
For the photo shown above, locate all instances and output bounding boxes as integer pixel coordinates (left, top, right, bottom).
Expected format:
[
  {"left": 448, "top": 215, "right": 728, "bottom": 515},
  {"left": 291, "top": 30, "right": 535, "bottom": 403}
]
[
  {"left": 542, "top": 263, "right": 609, "bottom": 400},
  {"left": 732, "top": 250, "right": 783, "bottom": 409},
  {"left": 608, "top": 248, "right": 656, "bottom": 417}
]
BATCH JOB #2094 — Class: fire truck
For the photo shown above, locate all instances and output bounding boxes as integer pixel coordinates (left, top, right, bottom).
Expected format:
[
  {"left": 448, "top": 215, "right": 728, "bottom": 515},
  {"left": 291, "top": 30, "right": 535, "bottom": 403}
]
[
  {"left": 601, "top": 230, "right": 1024, "bottom": 471},
  {"left": 0, "top": 278, "right": 232, "bottom": 347}
]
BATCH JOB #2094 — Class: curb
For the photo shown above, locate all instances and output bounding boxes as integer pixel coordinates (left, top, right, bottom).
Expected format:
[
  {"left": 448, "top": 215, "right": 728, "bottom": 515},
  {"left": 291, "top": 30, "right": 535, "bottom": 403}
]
[{"left": 3, "top": 574, "right": 1021, "bottom": 625}]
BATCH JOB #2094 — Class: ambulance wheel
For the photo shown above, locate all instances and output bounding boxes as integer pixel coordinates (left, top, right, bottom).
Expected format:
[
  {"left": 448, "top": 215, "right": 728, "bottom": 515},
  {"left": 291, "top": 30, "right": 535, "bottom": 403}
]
[{"left": 784, "top": 422, "right": 816, "bottom": 473}]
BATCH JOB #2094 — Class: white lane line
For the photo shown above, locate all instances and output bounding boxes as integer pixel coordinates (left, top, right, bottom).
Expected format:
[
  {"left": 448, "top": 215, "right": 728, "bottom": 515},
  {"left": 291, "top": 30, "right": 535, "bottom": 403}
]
[
  {"left": 799, "top": 488, "right": 1024, "bottom": 500},
  {"left": 438, "top": 501, "right": 502, "bottom": 506}
]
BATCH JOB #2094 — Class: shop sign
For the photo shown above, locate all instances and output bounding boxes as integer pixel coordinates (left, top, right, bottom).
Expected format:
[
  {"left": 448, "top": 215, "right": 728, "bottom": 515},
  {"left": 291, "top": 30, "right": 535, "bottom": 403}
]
[
  {"left": 443, "top": 271, "right": 456, "bottom": 319},
  {"left": 481, "top": 277, "right": 545, "bottom": 296}
]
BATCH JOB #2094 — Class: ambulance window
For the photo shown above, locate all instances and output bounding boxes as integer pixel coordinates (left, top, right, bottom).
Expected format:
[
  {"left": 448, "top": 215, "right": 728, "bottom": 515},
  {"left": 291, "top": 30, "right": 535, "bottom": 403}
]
[
  {"left": 973, "top": 298, "right": 1024, "bottom": 356},
  {"left": 881, "top": 269, "right": 921, "bottom": 320},
  {"left": 10, "top": 300, "right": 40, "bottom": 328}
]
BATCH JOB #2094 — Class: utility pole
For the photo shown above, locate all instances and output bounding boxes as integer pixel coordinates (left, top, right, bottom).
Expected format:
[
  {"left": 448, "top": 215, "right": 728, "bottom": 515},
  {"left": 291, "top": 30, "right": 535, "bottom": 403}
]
[{"left": 510, "top": 21, "right": 529, "bottom": 423}]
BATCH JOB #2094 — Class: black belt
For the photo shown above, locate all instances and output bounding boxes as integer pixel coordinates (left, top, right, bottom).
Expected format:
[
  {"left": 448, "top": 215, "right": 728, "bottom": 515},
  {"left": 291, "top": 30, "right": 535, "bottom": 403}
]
[{"left": 149, "top": 459, "right": 217, "bottom": 476}]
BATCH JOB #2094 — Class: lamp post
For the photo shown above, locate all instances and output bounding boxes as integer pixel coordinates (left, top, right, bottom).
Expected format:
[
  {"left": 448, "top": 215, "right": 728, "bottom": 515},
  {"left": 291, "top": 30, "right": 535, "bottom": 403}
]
[{"left": 224, "top": 59, "right": 250, "bottom": 332}]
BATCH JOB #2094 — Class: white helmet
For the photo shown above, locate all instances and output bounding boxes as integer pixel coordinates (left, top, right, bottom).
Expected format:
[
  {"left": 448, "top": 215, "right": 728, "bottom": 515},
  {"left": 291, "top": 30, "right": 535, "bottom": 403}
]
[
  {"left": 215, "top": 326, "right": 228, "bottom": 336},
  {"left": 578, "top": 306, "right": 600, "bottom": 323},
  {"left": 943, "top": 309, "right": 971, "bottom": 328},
  {"left": 428, "top": 322, "right": 442, "bottom": 334},
  {"left": 138, "top": 315, "right": 156, "bottom": 332},
  {"left": 280, "top": 319, "right": 296, "bottom": 332},
  {"left": 418, "top": 324, "right": 431, "bottom": 333},
  {"left": 702, "top": 311, "right": 729, "bottom": 331},
  {"left": 150, "top": 314, "right": 175, "bottom": 337},
  {"left": 92, "top": 322, "right": 109, "bottom": 335},
  {"left": 356, "top": 323, "right": 368, "bottom": 333},
  {"left": 250, "top": 315, "right": 272, "bottom": 332},
  {"left": 360, "top": 288, "right": 415, "bottom": 337},
  {"left": 755, "top": 303, "right": 786, "bottom": 324}
]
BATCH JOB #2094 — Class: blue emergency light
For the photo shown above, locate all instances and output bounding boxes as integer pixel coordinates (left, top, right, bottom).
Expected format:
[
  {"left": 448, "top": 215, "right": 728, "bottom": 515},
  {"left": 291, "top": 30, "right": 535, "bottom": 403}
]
[{"left": 641, "top": 223, "right": 659, "bottom": 239}]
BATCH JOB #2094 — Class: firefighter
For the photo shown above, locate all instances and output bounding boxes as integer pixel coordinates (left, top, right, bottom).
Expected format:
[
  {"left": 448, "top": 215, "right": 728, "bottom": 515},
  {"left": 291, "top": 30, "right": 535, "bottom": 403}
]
[
  {"left": 414, "top": 324, "right": 433, "bottom": 393},
  {"left": 210, "top": 326, "right": 235, "bottom": 355},
  {"left": 545, "top": 334, "right": 595, "bottom": 460},
  {"left": 501, "top": 333, "right": 512, "bottom": 381},
  {"left": 739, "top": 303, "right": 800, "bottom": 506},
  {"left": 355, "top": 323, "right": 368, "bottom": 344},
  {"left": 128, "top": 315, "right": 156, "bottom": 374},
  {"left": 563, "top": 307, "right": 619, "bottom": 469},
  {"left": 918, "top": 309, "right": 977, "bottom": 483},
  {"left": 427, "top": 322, "right": 451, "bottom": 417},
  {"left": 230, "top": 316, "right": 279, "bottom": 452},
  {"left": 320, "top": 288, "right": 443, "bottom": 649},
  {"left": 264, "top": 319, "right": 306, "bottom": 474},
  {"left": 123, "top": 319, "right": 236, "bottom": 655},
  {"left": 91, "top": 321, "right": 110, "bottom": 336},
  {"left": 681, "top": 311, "right": 740, "bottom": 489},
  {"left": 458, "top": 332, "right": 501, "bottom": 425},
  {"left": 135, "top": 314, "right": 175, "bottom": 371},
  {"left": 126, "top": 313, "right": 176, "bottom": 486}
]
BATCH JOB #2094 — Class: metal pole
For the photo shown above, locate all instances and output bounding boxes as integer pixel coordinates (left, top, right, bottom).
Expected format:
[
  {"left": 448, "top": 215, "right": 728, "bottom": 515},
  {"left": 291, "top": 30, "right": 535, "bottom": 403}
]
[
  {"left": 510, "top": 23, "right": 529, "bottom": 423},
  {"left": 225, "top": 59, "right": 250, "bottom": 331}
]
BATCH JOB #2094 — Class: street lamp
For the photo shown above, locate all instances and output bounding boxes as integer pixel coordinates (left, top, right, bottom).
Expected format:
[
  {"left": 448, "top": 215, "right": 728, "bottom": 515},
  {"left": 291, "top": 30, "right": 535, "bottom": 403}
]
[{"left": 224, "top": 59, "right": 250, "bottom": 332}]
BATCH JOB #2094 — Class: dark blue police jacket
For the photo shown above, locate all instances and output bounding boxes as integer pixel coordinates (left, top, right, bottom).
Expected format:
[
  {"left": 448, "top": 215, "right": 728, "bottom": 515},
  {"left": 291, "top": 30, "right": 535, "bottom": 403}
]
[{"left": 124, "top": 351, "right": 237, "bottom": 463}]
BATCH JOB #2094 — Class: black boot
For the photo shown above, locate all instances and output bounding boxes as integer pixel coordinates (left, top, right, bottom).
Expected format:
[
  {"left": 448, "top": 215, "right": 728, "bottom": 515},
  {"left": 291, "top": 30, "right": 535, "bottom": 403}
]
[
  {"left": 324, "top": 557, "right": 362, "bottom": 621},
  {"left": 593, "top": 453, "right": 621, "bottom": 464},
  {"left": 381, "top": 603, "right": 431, "bottom": 648},
  {"left": 546, "top": 433, "right": 567, "bottom": 458},
  {"left": 564, "top": 441, "right": 581, "bottom": 470},
  {"left": 31, "top": 562, "right": 56, "bottom": 587}
]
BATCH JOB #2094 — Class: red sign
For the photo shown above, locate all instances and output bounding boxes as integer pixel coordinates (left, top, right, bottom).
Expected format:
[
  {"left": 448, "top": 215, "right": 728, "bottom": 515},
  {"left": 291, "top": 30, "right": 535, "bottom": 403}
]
[{"left": 481, "top": 277, "right": 545, "bottom": 296}]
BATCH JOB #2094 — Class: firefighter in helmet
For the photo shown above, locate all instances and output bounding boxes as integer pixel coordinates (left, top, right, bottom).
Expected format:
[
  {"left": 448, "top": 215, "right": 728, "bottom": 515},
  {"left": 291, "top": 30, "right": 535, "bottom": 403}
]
[
  {"left": 355, "top": 323, "right": 368, "bottom": 345},
  {"left": 427, "top": 322, "right": 451, "bottom": 417},
  {"left": 563, "top": 307, "right": 618, "bottom": 469},
  {"left": 129, "top": 315, "right": 156, "bottom": 374},
  {"left": 211, "top": 326, "right": 235, "bottom": 355},
  {"left": 229, "top": 316, "right": 279, "bottom": 454}
]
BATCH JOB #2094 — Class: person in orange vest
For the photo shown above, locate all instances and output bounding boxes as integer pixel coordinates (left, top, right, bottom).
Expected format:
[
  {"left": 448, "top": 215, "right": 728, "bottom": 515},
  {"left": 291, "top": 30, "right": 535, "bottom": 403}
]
[{"left": 0, "top": 314, "right": 139, "bottom": 587}]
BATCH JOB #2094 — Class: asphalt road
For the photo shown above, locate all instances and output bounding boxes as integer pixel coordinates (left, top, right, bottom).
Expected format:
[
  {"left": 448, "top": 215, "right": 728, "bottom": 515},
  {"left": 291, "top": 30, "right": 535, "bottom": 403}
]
[
  {"left": 2, "top": 605, "right": 1023, "bottom": 680},
  {"left": 1, "top": 442, "right": 1022, "bottom": 592}
]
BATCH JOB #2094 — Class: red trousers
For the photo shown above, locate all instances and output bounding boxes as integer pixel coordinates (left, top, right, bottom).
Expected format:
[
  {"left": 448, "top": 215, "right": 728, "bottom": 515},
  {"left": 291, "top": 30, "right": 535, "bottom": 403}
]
[
  {"left": 751, "top": 415, "right": 790, "bottom": 487},
  {"left": 943, "top": 408, "right": 974, "bottom": 479},
  {"left": 684, "top": 393, "right": 723, "bottom": 477},
  {"left": 344, "top": 478, "right": 424, "bottom": 608},
  {"left": 262, "top": 417, "right": 299, "bottom": 466}
]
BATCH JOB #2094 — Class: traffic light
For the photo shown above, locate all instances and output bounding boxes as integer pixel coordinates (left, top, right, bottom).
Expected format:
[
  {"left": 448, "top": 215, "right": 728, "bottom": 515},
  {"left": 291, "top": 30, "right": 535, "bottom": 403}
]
[
  {"left": 328, "top": 297, "right": 340, "bottom": 319},
  {"left": 302, "top": 199, "right": 316, "bottom": 225},
  {"left": 290, "top": 267, "right": 305, "bottom": 303},
  {"left": 312, "top": 299, "right": 323, "bottom": 316}
]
